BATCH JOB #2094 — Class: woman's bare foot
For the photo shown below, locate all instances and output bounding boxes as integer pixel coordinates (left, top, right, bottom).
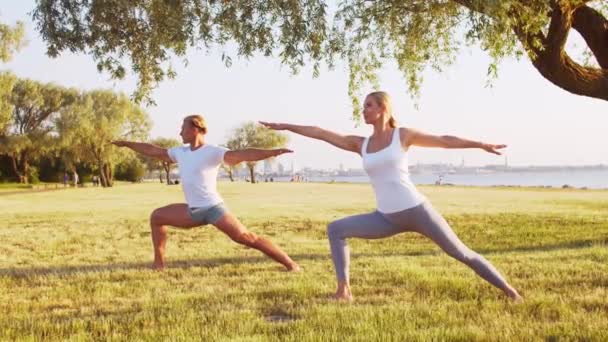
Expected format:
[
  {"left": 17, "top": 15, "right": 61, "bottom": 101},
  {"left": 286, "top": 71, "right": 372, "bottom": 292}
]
[
  {"left": 333, "top": 291, "right": 353, "bottom": 302},
  {"left": 506, "top": 286, "right": 523, "bottom": 302},
  {"left": 333, "top": 282, "right": 353, "bottom": 302}
]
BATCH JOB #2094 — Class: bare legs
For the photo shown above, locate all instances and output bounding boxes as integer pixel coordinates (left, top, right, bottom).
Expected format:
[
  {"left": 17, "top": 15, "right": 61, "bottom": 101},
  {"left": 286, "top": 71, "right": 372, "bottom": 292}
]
[{"left": 149, "top": 203, "right": 299, "bottom": 271}]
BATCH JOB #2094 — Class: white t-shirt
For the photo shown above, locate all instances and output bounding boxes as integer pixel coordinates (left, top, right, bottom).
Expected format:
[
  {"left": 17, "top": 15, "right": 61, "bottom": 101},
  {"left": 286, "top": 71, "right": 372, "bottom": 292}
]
[{"left": 168, "top": 144, "right": 229, "bottom": 208}]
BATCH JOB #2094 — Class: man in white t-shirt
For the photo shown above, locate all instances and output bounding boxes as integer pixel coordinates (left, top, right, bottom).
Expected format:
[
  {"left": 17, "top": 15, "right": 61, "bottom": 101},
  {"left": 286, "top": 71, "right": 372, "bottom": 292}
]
[{"left": 113, "top": 114, "right": 300, "bottom": 271}]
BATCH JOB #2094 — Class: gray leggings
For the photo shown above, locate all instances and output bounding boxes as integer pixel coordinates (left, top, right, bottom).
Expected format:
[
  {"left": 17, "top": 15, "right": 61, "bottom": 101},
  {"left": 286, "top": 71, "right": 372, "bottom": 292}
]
[{"left": 327, "top": 201, "right": 510, "bottom": 291}]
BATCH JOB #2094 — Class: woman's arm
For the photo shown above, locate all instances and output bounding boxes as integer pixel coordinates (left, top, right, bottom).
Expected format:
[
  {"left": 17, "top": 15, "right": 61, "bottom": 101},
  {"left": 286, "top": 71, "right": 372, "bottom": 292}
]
[
  {"left": 259, "top": 122, "right": 364, "bottom": 154},
  {"left": 112, "top": 141, "right": 174, "bottom": 162},
  {"left": 224, "top": 148, "right": 292, "bottom": 166},
  {"left": 403, "top": 128, "right": 506, "bottom": 155}
]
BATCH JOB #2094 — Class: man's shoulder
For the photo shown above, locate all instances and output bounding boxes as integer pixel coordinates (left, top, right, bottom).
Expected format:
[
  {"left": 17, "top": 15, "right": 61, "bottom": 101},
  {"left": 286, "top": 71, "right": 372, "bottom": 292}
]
[{"left": 170, "top": 145, "right": 188, "bottom": 153}]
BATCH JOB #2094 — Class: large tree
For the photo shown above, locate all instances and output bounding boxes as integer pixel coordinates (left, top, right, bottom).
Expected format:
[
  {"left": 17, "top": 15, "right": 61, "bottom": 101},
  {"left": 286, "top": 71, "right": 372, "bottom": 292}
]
[
  {"left": 225, "top": 121, "right": 288, "bottom": 184},
  {"left": 56, "top": 90, "right": 151, "bottom": 187},
  {"left": 0, "top": 79, "right": 76, "bottom": 183},
  {"left": 33, "top": 1, "right": 608, "bottom": 115}
]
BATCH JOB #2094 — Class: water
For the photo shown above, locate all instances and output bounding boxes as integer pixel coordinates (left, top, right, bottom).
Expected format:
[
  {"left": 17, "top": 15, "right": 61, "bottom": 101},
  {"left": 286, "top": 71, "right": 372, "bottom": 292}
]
[{"left": 258, "top": 170, "right": 608, "bottom": 189}]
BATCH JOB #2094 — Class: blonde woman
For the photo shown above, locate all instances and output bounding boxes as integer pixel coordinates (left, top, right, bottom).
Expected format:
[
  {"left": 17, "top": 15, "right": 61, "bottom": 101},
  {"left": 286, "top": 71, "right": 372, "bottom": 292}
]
[
  {"left": 113, "top": 115, "right": 300, "bottom": 272},
  {"left": 261, "top": 92, "right": 521, "bottom": 301}
]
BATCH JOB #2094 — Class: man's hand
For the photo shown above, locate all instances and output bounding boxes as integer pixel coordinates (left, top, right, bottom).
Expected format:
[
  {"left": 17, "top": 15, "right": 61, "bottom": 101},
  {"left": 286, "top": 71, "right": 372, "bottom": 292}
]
[
  {"left": 111, "top": 140, "right": 130, "bottom": 147},
  {"left": 273, "top": 148, "right": 293, "bottom": 156},
  {"left": 259, "top": 121, "right": 288, "bottom": 130}
]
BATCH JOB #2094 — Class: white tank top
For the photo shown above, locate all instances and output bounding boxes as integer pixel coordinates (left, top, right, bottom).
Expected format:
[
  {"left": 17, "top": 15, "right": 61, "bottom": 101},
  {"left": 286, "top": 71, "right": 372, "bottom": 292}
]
[{"left": 362, "top": 128, "right": 426, "bottom": 213}]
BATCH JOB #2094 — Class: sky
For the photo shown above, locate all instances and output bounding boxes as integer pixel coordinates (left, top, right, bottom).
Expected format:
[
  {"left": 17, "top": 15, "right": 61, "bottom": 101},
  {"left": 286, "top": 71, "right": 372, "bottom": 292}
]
[{"left": 2, "top": 2, "right": 607, "bottom": 170}]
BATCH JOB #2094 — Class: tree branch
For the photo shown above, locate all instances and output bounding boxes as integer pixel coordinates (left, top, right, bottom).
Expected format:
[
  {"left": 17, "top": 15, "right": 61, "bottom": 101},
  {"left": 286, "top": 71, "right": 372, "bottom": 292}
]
[
  {"left": 455, "top": 0, "right": 608, "bottom": 101},
  {"left": 572, "top": 5, "right": 608, "bottom": 68},
  {"left": 529, "top": 2, "right": 608, "bottom": 100}
]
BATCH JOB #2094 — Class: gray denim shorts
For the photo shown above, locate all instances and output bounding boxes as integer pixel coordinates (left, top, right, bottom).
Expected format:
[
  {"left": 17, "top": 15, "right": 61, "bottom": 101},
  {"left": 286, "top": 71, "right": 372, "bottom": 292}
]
[{"left": 188, "top": 203, "right": 228, "bottom": 225}]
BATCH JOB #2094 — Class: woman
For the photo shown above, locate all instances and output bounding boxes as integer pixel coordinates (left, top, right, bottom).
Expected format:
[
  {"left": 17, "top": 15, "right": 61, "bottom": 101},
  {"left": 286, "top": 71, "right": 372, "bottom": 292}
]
[
  {"left": 260, "top": 91, "right": 521, "bottom": 301},
  {"left": 113, "top": 114, "right": 300, "bottom": 272}
]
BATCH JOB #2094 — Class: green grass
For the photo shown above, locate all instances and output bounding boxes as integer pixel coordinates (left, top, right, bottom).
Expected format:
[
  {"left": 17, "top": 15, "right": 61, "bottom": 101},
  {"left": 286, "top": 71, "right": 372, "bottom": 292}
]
[
  {"left": 0, "top": 183, "right": 35, "bottom": 192},
  {"left": 1, "top": 182, "right": 607, "bottom": 341}
]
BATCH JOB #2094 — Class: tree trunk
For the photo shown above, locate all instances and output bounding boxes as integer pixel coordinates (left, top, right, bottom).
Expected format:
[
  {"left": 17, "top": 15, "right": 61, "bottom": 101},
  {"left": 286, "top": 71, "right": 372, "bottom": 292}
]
[
  {"left": 10, "top": 151, "right": 29, "bottom": 184},
  {"left": 22, "top": 158, "right": 29, "bottom": 184},
  {"left": 9, "top": 155, "right": 21, "bottom": 183},
  {"left": 248, "top": 165, "right": 256, "bottom": 184},
  {"left": 228, "top": 167, "right": 234, "bottom": 182},
  {"left": 108, "top": 163, "right": 113, "bottom": 186},
  {"left": 163, "top": 162, "right": 171, "bottom": 184},
  {"left": 103, "top": 163, "right": 113, "bottom": 187},
  {"left": 98, "top": 159, "right": 109, "bottom": 187}
]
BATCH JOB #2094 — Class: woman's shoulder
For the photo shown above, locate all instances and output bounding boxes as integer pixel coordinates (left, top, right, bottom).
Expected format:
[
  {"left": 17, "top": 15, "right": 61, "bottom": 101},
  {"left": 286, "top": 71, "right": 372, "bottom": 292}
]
[{"left": 397, "top": 127, "right": 416, "bottom": 146}]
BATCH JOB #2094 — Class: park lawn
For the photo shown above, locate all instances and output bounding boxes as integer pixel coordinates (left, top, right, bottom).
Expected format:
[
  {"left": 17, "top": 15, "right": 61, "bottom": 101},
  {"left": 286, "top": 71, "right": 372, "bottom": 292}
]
[{"left": 0, "top": 182, "right": 607, "bottom": 341}]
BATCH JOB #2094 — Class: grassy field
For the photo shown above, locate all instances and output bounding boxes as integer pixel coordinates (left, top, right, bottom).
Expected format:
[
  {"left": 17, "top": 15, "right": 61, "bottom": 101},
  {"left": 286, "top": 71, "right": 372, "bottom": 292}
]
[
  {"left": 0, "top": 183, "right": 36, "bottom": 193},
  {"left": 1, "top": 182, "right": 607, "bottom": 341}
]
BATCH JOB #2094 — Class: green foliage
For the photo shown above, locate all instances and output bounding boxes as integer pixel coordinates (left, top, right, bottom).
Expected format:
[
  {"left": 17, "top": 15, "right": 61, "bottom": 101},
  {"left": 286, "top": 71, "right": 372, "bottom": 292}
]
[
  {"left": 0, "top": 78, "right": 77, "bottom": 183},
  {"left": 27, "top": 166, "right": 40, "bottom": 184},
  {"left": 0, "top": 73, "right": 150, "bottom": 185},
  {"left": 0, "top": 19, "right": 25, "bottom": 63},
  {"left": 115, "top": 155, "right": 146, "bottom": 182},
  {"left": 0, "top": 72, "right": 16, "bottom": 134},
  {"left": 33, "top": 1, "right": 608, "bottom": 115},
  {"left": 56, "top": 89, "right": 151, "bottom": 186},
  {"left": 33, "top": 0, "right": 327, "bottom": 105}
]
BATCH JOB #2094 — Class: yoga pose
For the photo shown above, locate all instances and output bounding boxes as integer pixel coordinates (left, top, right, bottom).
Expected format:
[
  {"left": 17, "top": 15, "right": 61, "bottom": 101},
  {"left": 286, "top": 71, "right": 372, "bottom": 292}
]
[
  {"left": 261, "top": 91, "right": 521, "bottom": 301},
  {"left": 113, "top": 115, "right": 300, "bottom": 271}
]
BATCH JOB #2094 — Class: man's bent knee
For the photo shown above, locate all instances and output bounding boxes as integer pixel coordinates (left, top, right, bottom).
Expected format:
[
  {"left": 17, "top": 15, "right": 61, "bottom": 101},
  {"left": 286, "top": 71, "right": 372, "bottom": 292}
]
[
  {"left": 150, "top": 208, "right": 164, "bottom": 225},
  {"left": 232, "top": 231, "right": 259, "bottom": 246}
]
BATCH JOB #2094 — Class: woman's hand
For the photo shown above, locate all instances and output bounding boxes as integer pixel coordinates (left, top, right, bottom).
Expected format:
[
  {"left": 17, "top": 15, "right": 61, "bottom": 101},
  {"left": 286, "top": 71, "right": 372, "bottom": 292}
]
[{"left": 481, "top": 143, "right": 507, "bottom": 155}]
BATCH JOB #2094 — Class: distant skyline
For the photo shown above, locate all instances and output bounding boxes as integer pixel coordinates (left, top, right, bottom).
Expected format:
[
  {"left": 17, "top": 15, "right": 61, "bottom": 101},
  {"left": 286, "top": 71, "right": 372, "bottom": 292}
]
[{"left": 2, "top": 2, "right": 608, "bottom": 170}]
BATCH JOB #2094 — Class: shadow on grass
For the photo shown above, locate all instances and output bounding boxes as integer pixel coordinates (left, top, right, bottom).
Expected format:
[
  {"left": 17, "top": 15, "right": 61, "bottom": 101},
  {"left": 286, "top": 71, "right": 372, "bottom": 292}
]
[{"left": 0, "top": 238, "right": 605, "bottom": 279}]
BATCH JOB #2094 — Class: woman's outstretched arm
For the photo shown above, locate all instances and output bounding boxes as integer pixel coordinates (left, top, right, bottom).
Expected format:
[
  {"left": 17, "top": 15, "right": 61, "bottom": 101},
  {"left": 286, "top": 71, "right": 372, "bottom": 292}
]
[
  {"left": 402, "top": 128, "right": 506, "bottom": 155},
  {"left": 259, "top": 122, "right": 364, "bottom": 154}
]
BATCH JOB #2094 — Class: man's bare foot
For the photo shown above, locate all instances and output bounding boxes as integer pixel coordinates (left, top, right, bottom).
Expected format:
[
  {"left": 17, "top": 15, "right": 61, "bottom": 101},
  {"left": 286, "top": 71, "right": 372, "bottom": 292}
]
[
  {"left": 152, "top": 261, "right": 165, "bottom": 271},
  {"left": 286, "top": 263, "right": 301, "bottom": 272}
]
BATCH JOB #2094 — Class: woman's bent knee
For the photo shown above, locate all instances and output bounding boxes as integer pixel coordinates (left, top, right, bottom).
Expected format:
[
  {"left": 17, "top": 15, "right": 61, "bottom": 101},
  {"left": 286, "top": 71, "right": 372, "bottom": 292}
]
[{"left": 327, "top": 221, "right": 343, "bottom": 240}]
